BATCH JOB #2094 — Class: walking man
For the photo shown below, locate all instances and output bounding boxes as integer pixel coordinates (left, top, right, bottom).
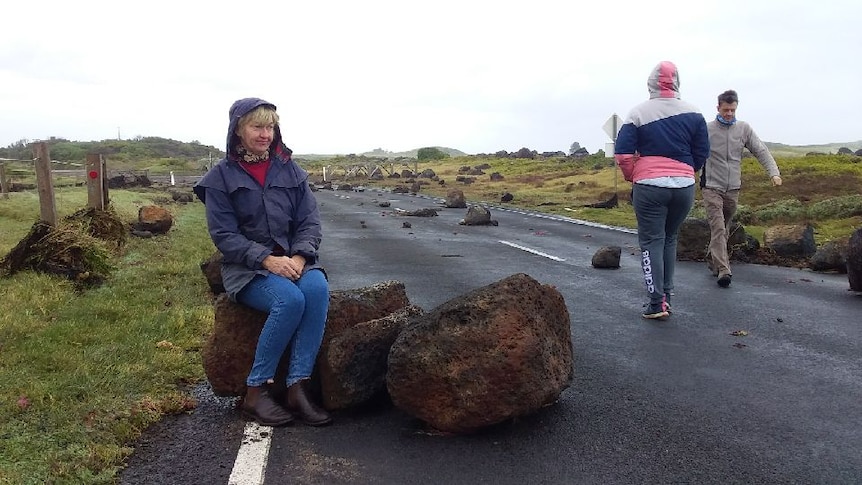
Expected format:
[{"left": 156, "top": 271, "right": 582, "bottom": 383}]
[{"left": 701, "top": 89, "right": 782, "bottom": 288}]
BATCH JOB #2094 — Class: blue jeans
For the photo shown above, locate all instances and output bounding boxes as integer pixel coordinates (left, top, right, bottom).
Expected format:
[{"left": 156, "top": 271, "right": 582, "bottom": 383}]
[
  {"left": 632, "top": 183, "right": 694, "bottom": 305},
  {"left": 237, "top": 269, "right": 329, "bottom": 387}
]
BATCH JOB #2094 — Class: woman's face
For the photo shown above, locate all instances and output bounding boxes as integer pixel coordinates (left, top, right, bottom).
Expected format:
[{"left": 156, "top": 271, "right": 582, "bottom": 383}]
[{"left": 237, "top": 121, "right": 275, "bottom": 156}]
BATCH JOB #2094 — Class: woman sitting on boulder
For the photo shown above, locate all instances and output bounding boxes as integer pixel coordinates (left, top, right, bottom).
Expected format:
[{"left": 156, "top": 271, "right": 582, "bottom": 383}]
[{"left": 194, "top": 98, "right": 331, "bottom": 427}]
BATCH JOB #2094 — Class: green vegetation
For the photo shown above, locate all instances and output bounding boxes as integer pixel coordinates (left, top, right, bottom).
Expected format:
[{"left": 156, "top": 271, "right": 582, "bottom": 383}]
[
  {"left": 0, "top": 188, "right": 214, "bottom": 484},
  {"left": 305, "top": 152, "right": 862, "bottom": 245},
  {"left": 417, "top": 147, "right": 451, "bottom": 161},
  {"left": 0, "top": 137, "right": 222, "bottom": 176}
]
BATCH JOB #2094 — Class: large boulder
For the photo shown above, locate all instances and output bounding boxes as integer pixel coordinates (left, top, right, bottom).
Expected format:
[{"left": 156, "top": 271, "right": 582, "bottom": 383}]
[
  {"left": 202, "top": 280, "right": 411, "bottom": 401},
  {"left": 459, "top": 206, "right": 498, "bottom": 226},
  {"left": 444, "top": 189, "right": 467, "bottom": 208},
  {"left": 848, "top": 228, "right": 862, "bottom": 291},
  {"left": 592, "top": 246, "right": 621, "bottom": 269},
  {"left": 677, "top": 218, "right": 750, "bottom": 261},
  {"left": 200, "top": 251, "right": 225, "bottom": 294},
  {"left": 764, "top": 224, "right": 816, "bottom": 259},
  {"left": 134, "top": 205, "right": 173, "bottom": 234},
  {"left": 318, "top": 304, "right": 424, "bottom": 410},
  {"left": 809, "top": 237, "right": 849, "bottom": 273},
  {"left": 386, "top": 273, "right": 573, "bottom": 434}
]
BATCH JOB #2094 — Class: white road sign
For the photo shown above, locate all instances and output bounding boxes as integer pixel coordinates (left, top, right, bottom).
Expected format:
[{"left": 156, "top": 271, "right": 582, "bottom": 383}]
[{"left": 603, "top": 114, "right": 623, "bottom": 141}]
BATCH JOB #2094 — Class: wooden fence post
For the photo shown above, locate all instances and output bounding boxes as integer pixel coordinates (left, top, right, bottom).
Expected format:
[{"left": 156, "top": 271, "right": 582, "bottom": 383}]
[
  {"left": 33, "top": 142, "right": 57, "bottom": 225},
  {"left": 86, "top": 153, "right": 108, "bottom": 209},
  {"left": 0, "top": 163, "right": 9, "bottom": 199}
]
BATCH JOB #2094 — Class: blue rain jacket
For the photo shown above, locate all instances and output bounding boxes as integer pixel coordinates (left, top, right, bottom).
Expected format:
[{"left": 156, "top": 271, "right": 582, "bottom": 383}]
[{"left": 193, "top": 98, "right": 323, "bottom": 301}]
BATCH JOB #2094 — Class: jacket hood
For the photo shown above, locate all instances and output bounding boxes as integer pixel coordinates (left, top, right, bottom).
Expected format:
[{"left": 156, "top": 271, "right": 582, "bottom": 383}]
[
  {"left": 226, "top": 97, "right": 284, "bottom": 156},
  {"left": 647, "top": 61, "right": 680, "bottom": 99}
]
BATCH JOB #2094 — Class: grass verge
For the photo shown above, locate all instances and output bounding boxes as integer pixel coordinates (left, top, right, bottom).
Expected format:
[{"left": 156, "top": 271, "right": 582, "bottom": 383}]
[{"left": 0, "top": 187, "right": 214, "bottom": 484}]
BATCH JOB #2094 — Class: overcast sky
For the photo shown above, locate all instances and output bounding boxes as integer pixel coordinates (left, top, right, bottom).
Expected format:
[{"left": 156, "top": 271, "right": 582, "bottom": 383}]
[{"left": 1, "top": 0, "right": 859, "bottom": 156}]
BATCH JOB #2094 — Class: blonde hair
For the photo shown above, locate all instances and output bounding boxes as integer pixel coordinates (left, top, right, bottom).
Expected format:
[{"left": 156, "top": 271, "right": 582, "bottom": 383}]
[{"left": 238, "top": 105, "right": 279, "bottom": 130}]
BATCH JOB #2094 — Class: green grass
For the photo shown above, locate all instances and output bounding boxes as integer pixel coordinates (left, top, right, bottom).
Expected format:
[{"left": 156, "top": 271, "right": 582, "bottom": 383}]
[
  {"left": 0, "top": 187, "right": 214, "bottom": 484},
  {"left": 308, "top": 153, "right": 862, "bottom": 245}
]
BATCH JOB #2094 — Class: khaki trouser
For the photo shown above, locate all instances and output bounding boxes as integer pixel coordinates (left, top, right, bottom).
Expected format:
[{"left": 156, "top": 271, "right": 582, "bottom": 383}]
[{"left": 702, "top": 187, "right": 739, "bottom": 277}]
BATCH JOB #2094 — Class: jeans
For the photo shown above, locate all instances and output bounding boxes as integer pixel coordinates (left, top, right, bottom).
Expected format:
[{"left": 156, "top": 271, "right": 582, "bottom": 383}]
[
  {"left": 237, "top": 269, "right": 329, "bottom": 387},
  {"left": 632, "top": 183, "right": 695, "bottom": 305},
  {"left": 702, "top": 187, "right": 740, "bottom": 277}
]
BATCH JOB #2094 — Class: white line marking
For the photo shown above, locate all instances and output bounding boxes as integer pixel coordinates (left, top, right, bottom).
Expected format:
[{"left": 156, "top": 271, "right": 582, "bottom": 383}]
[
  {"left": 499, "top": 240, "right": 566, "bottom": 261},
  {"left": 228, "top": 422, "right": 272, "bottom": 485}
]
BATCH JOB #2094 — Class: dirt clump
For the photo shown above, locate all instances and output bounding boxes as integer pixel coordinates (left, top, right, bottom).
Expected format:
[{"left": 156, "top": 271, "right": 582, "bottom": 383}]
[{"left": 0, "top": 209, "right": 126, "bottom": 288}]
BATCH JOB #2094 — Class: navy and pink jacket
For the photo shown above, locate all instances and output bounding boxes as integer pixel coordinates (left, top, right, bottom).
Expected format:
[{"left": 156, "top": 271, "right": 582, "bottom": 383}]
[{"left": 614, "top": 61, "right": 709, "bottom": 184}]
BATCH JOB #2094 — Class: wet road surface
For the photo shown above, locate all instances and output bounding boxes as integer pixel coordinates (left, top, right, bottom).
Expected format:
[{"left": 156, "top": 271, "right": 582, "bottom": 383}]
[{"left": 120, "top": 188, "right": 862, "bottom": 484}]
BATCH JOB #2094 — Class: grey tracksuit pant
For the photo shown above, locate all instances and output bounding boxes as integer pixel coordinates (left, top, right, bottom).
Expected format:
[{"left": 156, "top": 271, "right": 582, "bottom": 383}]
[{"left": 632, "top": 183, "right": 695, "bottom": 305}]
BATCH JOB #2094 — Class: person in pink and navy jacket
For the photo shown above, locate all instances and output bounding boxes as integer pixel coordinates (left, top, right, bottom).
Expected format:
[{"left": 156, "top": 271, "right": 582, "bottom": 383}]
[{"left": 615, "top": 61, "right": 710, "bottom": 320}]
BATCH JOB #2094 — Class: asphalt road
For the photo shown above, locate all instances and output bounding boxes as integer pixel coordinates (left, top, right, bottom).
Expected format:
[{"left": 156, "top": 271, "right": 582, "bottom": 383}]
[{"left": 120, "top": 188, "right": 862, "bottom": 485}]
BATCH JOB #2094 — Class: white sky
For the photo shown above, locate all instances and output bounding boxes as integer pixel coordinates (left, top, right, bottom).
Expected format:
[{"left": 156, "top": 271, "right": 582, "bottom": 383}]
[{"left": 1, "top": 0, "right": 860, "bottom": 155}]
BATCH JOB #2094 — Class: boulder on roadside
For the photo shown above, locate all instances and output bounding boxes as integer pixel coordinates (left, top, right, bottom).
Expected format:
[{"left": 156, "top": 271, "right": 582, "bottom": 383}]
[
  {"left": 764, "top": 224, "right": 816, "bottom": 259},
  {"left": 847, "top": 228, "right": 862, "bottom": 291},
  {"left": 459, "top": 206, "right": 498, "bottom": 226},
  {"left": 592, "top": 246, "right": 621, "bottom": 269},
  {"left": 318, "top": 304, "right": 424, "bottom": 410},
  {"left": 386, "top": 273, "right": 573, "bottom": 434},
  {"left": 809, "top": 237, "right": 849, "bottom": 273},
  {"left": 677, "top": 218, "right": 750, "bottom": 261},
  {"left": 444, "top": 189, "right": 467, "bottom": 208},
  {"left": 202, "top": 280, "right": 412, "bottom": 401}
]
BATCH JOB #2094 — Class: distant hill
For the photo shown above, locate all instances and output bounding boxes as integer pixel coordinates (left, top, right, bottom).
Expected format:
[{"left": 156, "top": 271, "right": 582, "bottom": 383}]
[
  {"left": 295, "top": 146, "right": 468, "bottom": 160},
  {"left": 0, "top": 136, "right": 223, "bottom": 166},
  {"left": 764, "top": 140, "right": 862, "bottom": 157},
  {"left": 3, "top": 136, "right": 859, "bottom": 166}
]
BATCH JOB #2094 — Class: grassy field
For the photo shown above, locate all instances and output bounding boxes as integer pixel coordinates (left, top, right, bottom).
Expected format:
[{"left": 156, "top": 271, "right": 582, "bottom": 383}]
[
  {"left": 0, "top": 188, "right": 214, "bottom": 484},
  {"left": 0, "top": 152, "right": 860, "bottom": 483}
]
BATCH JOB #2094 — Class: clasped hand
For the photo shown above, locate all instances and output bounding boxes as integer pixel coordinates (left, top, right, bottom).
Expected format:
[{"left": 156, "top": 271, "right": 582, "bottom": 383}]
[{"left": 263, "top": 254, "right": 306, "bottom": 281}]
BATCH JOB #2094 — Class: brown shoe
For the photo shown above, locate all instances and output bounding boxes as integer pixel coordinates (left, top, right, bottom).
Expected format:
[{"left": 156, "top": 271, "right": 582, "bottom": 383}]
[
  {"left": 242, "top": 386, "right": 294, "bottom": 427},
  {"left": 286, "top": 380, "right": 332, "bottom": 426}
]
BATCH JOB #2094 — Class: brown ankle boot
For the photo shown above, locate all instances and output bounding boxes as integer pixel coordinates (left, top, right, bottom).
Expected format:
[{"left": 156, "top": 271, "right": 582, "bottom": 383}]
[
  {"left": 242, "top": 385, "right": 294, "bottom": 427},
  {"left": 286, "top": 380, "right": 332, "bottom": 426}
]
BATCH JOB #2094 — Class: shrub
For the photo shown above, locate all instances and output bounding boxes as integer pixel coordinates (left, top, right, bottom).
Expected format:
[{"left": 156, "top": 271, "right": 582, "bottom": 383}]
[
  {"left": 417, "top": 147, "right": 449, "bottom": 161},
  {"left": 808, "top": 195, "right": 862, "bottom": 219}
]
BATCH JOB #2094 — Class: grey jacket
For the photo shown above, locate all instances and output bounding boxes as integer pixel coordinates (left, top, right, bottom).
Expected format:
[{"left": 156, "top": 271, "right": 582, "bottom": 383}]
[
  {"left": 701, "top": 119, "right": 780, "bottom": 191},
  {"left": 193, "top": 98, "right": 323, "bottom": 301}
]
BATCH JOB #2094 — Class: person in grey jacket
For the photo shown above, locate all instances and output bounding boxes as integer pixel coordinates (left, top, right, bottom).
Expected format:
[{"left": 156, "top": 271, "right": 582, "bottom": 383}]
[
  {"left": 701, "top": 89, "right": 782, "bottom": 288},
  {"left": 194, "top": 98, "right": 331, "bottom": 427}
]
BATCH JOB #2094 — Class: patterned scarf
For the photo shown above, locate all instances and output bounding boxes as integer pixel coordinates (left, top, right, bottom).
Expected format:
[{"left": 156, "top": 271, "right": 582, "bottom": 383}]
[
  {"left": 716, "top": 114, "right": 736, "bottom": 126},
  {"left": 234, "top": 144, "right": 270, "bottom": 164}
]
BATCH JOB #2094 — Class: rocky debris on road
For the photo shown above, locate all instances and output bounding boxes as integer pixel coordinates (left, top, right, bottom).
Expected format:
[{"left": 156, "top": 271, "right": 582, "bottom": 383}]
[
  {"left": 764, "top": 224, "right": 817, "bottom": 259},
  {"left": 396, "top": 208, "right": 438, "bottom": 217},
  {"left": 444, "top": 189, "right": 467, "bottom": 208},
  {"left": 459, "top": 206, "right": 498, "bottom": 226},
  {"left": 809, "top": 237, "right": 849, "bottom": 273},
  {"left": 319, "top": 304, "right": 425, "bottom": 410},
  {"left": 199, "top": 255, "right": 574, "bottom": 433},
  {"left": 387, "top": 273, "right": 573, "bottom": 434},
  {"left": 201, "top": 279, "right": 411, "bottom": 401},
  {"left": 592, "top": 246, "right": 622, "bottom": 269}
]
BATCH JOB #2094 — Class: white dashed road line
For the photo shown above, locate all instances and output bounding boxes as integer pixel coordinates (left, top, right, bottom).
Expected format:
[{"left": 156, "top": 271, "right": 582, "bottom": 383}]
[
  {"left": 498, "top": 240, "right": 566, "bottom": 261},
  {"left": 228, "top": 422, "right": 272, "bottom": 485}
]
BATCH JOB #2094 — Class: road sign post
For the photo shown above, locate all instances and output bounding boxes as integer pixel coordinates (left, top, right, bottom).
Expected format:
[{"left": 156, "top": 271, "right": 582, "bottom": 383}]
[{"left": 603, "top": 114, "right": 623, "bottom": 193}]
